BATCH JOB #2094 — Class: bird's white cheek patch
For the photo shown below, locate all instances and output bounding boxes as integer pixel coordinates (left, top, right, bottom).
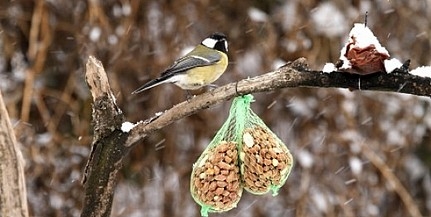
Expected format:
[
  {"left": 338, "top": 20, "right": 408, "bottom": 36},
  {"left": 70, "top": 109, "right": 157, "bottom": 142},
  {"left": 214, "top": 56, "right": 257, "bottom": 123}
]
[{"left": 202, "top": 38, "right": 218, "bottom": 48}]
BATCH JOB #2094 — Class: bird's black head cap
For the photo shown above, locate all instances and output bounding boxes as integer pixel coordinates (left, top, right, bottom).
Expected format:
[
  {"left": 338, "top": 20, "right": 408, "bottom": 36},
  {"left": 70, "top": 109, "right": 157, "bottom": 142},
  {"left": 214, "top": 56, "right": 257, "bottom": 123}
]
[{"left": 201, "top": 32, "right": 228, "bottom": 53}]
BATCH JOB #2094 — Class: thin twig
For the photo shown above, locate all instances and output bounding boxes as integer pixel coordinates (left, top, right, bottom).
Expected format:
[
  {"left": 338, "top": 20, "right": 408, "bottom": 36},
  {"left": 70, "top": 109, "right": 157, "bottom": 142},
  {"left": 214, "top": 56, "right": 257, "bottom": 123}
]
[
  {"left": 360, "top": 142, "right": 422, "bottom": 217},
  {"left": 21, "top": 1, "right": 52, "bottom": 122}
]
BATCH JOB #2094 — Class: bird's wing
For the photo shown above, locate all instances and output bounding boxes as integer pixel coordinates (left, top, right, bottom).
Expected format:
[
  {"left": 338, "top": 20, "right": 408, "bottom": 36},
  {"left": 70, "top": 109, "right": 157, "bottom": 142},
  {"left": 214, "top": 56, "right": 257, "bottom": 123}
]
[
  {"left": 131, "top": 49, "right": 222, "bottom": 94},
  {"left": 160, "top": 51, "right": 221, "bottom": 77}
]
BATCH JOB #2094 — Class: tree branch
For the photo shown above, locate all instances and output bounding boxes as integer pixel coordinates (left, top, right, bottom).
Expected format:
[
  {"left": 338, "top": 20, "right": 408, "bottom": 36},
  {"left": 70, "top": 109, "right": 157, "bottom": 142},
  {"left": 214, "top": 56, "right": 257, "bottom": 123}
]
[
  {"left": 126, "top": 58, "right": 431, "bottom": 146},
  {"left": 81, "top": 56, "right": 128, "bottom": 217}
]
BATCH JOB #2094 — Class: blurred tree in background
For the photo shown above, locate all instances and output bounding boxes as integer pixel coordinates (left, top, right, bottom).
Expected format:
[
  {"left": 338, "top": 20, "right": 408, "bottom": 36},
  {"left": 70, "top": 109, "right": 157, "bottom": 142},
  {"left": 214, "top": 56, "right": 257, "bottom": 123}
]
[{"left": 1, "top": 0, "right": 431, "bottom": 216}]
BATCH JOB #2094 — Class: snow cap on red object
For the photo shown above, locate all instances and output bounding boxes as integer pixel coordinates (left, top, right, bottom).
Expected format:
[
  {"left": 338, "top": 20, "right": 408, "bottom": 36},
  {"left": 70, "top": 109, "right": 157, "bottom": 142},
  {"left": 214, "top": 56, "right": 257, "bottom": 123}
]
[{"left": 338, "top": 23, "right": 390, "bottom": 75}]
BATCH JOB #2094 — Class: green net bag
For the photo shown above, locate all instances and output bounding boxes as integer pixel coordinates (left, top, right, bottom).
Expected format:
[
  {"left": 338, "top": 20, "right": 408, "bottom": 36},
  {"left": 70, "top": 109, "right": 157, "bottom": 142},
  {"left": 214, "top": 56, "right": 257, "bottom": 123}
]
[
  {"left": 190, "top": 98, "right": 244, "bottom": 216},
  {"left": 234, "top": 95, "right": 294, "bottom": 195},
  {"left": 190, "top": 94, "right": 294, "bottom": 216}
]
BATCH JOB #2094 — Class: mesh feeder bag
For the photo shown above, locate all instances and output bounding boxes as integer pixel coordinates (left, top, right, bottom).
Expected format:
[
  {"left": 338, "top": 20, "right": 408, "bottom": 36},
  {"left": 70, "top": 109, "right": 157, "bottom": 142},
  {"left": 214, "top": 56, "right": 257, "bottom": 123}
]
[
  {"left": 236, "top": 95, "right": 294, "bottom": 195},
  {"left": 190, "top": 98, "right": 244, "bottom": 216},
  {"left": 190, "top": 94, "right": 294, "bottom": 216}
]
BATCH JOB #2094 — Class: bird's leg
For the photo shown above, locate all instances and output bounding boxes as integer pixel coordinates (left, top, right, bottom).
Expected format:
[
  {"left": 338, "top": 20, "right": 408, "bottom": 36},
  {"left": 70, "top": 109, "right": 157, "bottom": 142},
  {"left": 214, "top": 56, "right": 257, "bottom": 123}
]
[{"left": 185, "top": 90, "right": 194, "bottom": 101}]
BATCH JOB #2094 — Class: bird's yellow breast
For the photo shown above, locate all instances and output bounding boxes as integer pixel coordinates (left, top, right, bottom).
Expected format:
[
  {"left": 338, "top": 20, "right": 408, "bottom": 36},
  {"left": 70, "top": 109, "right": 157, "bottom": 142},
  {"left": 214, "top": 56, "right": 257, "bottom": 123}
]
[{"left": 176, "top": 52, "right": 228, "bottom": 90}]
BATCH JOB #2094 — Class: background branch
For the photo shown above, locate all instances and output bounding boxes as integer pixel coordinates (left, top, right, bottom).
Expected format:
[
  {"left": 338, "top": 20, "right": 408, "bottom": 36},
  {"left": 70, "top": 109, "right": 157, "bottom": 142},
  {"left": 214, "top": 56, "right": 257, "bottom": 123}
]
[{"left": 360, "top": 141, "right": 422, "bottom": 217}]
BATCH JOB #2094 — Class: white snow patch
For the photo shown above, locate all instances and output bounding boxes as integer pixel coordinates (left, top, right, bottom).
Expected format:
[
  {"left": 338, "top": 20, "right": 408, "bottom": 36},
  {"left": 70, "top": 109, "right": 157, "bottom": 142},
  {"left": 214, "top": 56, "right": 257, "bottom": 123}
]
[
  {"left": 248, "top": 7, "right": 267, "bottom": 22},
  {"left": 111, "top": 3, "right": 131, "bottom": 17},
  {"left": 337, "top": 88, "right": 355, "bottom": 98},
  {"left": 147, "top": 2, "right": 164, "bottom": 56},
  {"left": 386, "top": 129, "right": 405, "bottom": 146},
  {"left": 297, "top": 150, "right": 314, "bottom": 168},
  {"left": 339, "top": 55, "right": 351, "bottom": 70},
  {"left": 287, "top": 98, "right": 316, "bottom": 117},
  {"left": 49, "top": 193, "right": 64, "bottom": 209},
  {"left": 403, "top": 155, "right": 426, "bottom": 181},
  {"left": 89, "top": 27, "right": 102, "bottom": 42},
  {"left": 349, "top": 142, "right": 361, "bottom": 154},
  {"left": 108, "top": 35, "right": 118, "bottom": 45},
  {"left": 282, "top": 39, "right": 298, "bottom": 53},
  {"left": 112, "top": 5, "right": 122, "bottom": 17},
  {"left": 299, "top": 32, "right": 313, "bottom": 49},
  {"left": 322, "top": 63, "right": 337, "bottom": 73},
  {"left": 410, "top": 66, "right": 431, "bottom": 78},
  {"left": 122, "top": 3, "right": 132, "bottom": 16},
  {"left": 311, "top": 2, "right": 348, "bottom": 37},
  {"left": 341, "top": 99, "right": 356, "bottom": 114},
  {"left": 36, "top": 132, "right": 52, "bottom": 145},
  {"left": 277, "top": 2, "right": 297, "bottom": 31},
  {"left": 367, "top": 204, "right": 380, "bottom": 216},
  {"left": 384, "top": 58, "right": 403, "bottom": 73},
  {"left": 11, "top": 52, "right": 27, "bottom": 81},
  {"left": 348, "top": 23, "right": 389, "bottom": 53},
  {"left": 311, "top": 190, "right": 328, "bottom": 213},
  {"left": 121, "top": 121, "right": 135, "bottom": 132},
  {"left": 349, "top": 157, "right": 363, "bottom": 175},
  {"left": 115, "top": 26, "right": 125, "bottom": 36},
  {"left": 236, "top": 50, "right": 262, "bottom": 76},
  {"left": 413, "top": 104, "right": 425, "bottom": 118}
]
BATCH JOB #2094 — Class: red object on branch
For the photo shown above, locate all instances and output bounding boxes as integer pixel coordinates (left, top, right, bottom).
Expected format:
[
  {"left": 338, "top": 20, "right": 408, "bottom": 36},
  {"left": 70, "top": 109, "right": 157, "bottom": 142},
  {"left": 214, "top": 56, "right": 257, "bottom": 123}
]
[
  {"left": 337, "top": 23, "right": 390, "bottom": 75},
  {"left": 344, "top": 42, "right": 390, "bottom": 74}
]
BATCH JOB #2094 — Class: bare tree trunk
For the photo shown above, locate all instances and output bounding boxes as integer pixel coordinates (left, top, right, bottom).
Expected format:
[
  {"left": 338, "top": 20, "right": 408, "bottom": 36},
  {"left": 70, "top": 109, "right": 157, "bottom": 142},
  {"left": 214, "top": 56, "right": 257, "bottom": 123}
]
[{"left": 0, "top": 91, "right": 29, "bottom": 217}]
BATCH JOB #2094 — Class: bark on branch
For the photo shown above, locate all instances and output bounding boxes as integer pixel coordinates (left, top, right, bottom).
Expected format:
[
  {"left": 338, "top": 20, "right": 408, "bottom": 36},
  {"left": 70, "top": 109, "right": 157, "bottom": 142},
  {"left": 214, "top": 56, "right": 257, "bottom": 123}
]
[
  {"left": 81, "top": 56, "right": 431, "bottom": 217},
  {"left": 81, "top": 56, "right": 128, "bottom": 217}
]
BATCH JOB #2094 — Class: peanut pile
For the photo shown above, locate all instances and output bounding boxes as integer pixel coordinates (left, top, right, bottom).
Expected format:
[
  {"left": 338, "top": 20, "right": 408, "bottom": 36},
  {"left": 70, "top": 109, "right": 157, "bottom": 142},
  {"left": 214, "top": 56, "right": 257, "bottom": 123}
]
[
  {"left": 240, "top": 126, "right": 293, "bottom": 194},
  {"left": 191, "top": 141, "right": 242, "bottom": 212}
]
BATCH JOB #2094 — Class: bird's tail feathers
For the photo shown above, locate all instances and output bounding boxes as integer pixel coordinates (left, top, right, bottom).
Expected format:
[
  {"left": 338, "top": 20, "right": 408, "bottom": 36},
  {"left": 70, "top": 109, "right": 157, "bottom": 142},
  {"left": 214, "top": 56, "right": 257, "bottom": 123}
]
[{"left": 131, "top": 76, "right": 171, "bottom": 94}]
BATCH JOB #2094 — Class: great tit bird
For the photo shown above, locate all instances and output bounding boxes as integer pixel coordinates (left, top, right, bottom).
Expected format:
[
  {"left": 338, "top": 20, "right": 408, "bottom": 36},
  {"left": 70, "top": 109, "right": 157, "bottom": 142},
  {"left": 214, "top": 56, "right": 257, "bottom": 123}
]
[{"left": 132, "top": 32, "right": 228, "bottom": 94}]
